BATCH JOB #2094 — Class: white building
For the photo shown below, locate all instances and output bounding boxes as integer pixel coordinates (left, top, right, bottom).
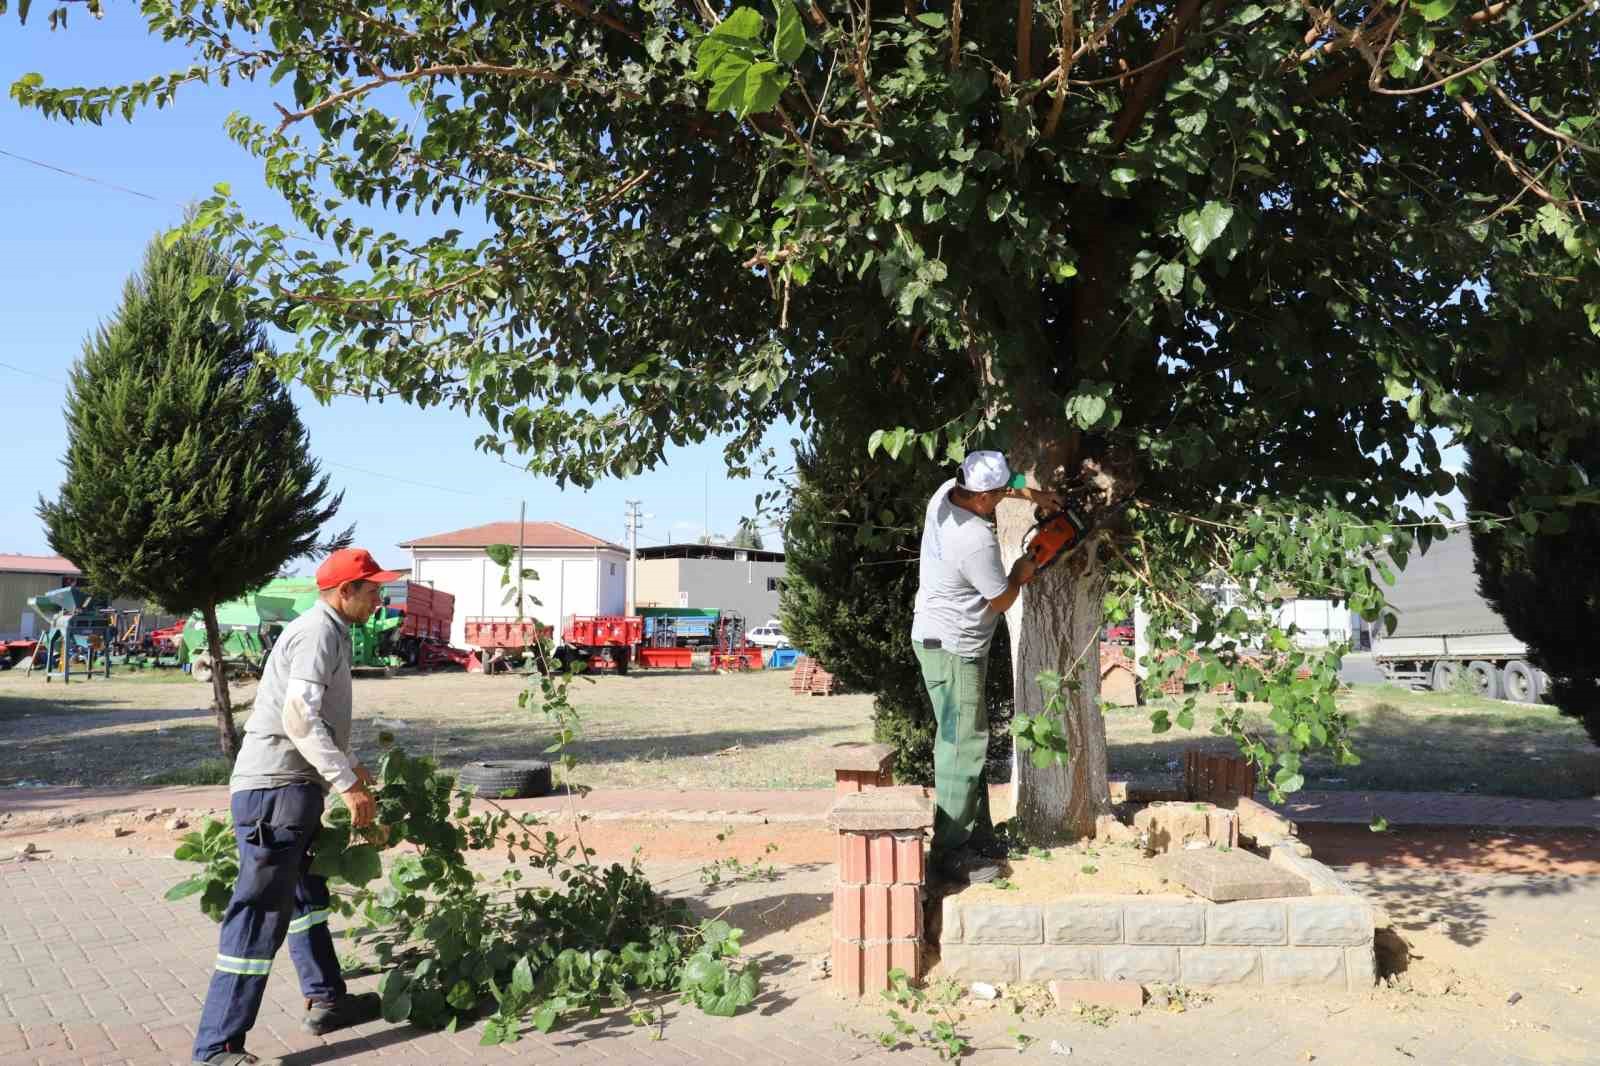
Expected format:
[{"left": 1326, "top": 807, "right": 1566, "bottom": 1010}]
[{"left": 399, "top": 521, "right": 627, "bottom": 647}]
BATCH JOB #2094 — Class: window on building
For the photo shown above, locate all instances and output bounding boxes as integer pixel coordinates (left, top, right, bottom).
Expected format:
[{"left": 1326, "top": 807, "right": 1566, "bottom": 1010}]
[
  {"left": 609, "top": 562, "right": 617, "bottom": 575},
  {"left": 766, "top": 577, "right": 786, "bottom": 593}
]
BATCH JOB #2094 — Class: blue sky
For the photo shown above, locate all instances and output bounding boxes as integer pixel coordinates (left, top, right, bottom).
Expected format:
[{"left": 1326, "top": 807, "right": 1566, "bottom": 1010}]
[{"left": 0, "top": 8, "right": 793, "bottom": 564}]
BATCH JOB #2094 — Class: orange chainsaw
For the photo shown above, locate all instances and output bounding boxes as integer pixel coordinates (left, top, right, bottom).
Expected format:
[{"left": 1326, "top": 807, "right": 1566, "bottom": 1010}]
[{"left": 1021, "top": 507, "right": 1090, "bottom": 573}]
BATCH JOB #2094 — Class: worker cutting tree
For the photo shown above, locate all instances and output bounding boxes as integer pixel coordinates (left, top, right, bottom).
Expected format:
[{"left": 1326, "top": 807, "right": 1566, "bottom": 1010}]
[
  {"left": 912, "top": 452, "right": 1063, "bottom": 884},
  {"left": 190, "top": 548, "right": 403, "bottom": 1066}
]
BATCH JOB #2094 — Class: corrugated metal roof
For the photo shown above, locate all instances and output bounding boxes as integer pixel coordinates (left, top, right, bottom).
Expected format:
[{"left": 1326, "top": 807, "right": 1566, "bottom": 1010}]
[
  {"left": 400, "top": 521, "right": 623, "bottom": 552},
  {"left": 0, "top": 554, "right": 81, "bottom": 576}
]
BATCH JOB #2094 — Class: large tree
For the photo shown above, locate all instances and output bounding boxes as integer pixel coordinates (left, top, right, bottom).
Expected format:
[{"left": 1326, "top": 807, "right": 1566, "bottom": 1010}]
[
  {"left": 16, "top": 0, "right": 1597, "bottom": 838},
  {"left": 38, "top": 230, "right": 347, "bottom": 757}
]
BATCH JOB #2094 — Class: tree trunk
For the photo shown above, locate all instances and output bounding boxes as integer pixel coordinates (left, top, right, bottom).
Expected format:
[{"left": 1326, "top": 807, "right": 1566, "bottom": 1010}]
[
  {"left": 201, "top": 603, "right": 240, "bottom": 759},
  {"left": 994, "top": 498, "right": 1112, "bottom": 844}
]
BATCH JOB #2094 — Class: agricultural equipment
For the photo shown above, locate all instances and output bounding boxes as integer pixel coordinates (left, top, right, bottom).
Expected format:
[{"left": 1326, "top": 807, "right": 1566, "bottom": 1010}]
[
  {"left": 638, "top": 617, "right": 693, "bottom": 669},
  {"left": 638, "top": 607, "right": 720, "bottom": 647},
  {"left": 561, "top": 615, "right": 644, "bottom": 673},
  {"left": 462, "top": 617, "right": 553, "bottom": 673},
  {"left": 0, "top": 639, "right": 37, "bottom": 671},
  {"left": 25, "top": 585, "right": 114, "bottom": 683},
  {"left": 179, "top": 578, "right": 321, "bottom": 682},
  {"left": 709, "top": 611, "right": 763, "bottom": 671}
]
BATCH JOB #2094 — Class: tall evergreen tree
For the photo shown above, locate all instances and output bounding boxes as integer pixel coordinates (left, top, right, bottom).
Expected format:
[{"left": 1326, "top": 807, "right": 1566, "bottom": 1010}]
[
  {"left": 39, "top": 230, "right": 348, "bottom": 757},
  {"left": 1466, "top": 434, "right": 1600, "bottom": 745},
  {"left": 729, "top": 520, "right": 765, "bottom": 550}
]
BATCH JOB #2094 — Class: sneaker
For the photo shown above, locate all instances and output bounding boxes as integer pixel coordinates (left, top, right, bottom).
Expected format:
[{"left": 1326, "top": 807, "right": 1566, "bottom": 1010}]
[
  {"left": 303, "top": 991, "right": 382, "bottom": 1035},
  {"left": 193, "top": 1052, "right": 283, "bottom": 1065}
]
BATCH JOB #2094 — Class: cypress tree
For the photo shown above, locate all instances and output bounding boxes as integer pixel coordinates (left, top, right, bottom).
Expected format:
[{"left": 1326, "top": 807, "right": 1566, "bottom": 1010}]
[
  {"left": 1466, "top": 437, "right": 1600, "bottom": 745},
  {"left": 39, "top": 229, "right": 347, "bottom": 757}
]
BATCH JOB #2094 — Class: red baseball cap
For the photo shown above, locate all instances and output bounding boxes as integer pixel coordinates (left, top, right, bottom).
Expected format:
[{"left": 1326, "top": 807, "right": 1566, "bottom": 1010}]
[{"left": 315, "top": 548, "right": 404, "bottom": 591}]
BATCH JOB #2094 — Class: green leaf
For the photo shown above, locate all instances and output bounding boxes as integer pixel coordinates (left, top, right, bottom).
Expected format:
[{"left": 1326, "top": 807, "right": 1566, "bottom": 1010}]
[
  {"left": 164, "top": 876, "right": 208, "bottom": 901},
  {"left": 986, "top": 190, "right": 1012, "bottom": 221},
  {"left": 485, "top": 543, "right": 515, "bottom": 567},
  {"left": 1154, "top": 262, "right": 1185, "bottom": 297},
  {"left": 511, "top": 955, "right": 535, "bottom": 996},
  {"left": 1369, "top": 816, "right": 1389, "bottom": 833},
  {"left": 1414, "top": 0, "right": 1458, "bottom": 21},
  {"left": 710, "top": 7, "right": 765, "bottom": 43},
  {"left": 773, "top": 1, "right": 806, "bottom": 64},
  {"left": 1177, "top": 201, "right": 1234, "bottom": 256},
  {"left": 340, "top": 844, "right": 383, "bottom": 886}
]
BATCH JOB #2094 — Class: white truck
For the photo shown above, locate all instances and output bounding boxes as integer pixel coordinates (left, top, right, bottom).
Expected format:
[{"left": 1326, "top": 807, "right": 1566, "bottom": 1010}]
[{"left": 1372, "top": 530, "right": 1546, "bottom": 703}]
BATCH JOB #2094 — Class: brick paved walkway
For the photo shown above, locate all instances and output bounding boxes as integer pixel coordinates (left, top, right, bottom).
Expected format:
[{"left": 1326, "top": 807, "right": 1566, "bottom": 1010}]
[{"left": 3, "top": 841, "right": 1599, "bottom": 1065}]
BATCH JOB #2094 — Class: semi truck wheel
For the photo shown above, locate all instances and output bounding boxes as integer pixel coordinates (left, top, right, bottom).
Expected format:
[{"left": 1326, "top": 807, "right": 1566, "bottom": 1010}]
[
  {"left": 1430, "top": 660, "right": 1460, "bottom": 693},
  {"left": 1466, "top": 660, "right": 1500, "bottom": 699},
  {"left": 1502, "top": 660, "right": 1538, "bottom": 703}
]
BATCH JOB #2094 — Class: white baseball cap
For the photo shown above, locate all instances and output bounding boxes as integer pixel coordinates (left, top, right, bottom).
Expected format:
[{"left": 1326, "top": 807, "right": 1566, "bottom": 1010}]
[{"left": 960, "top": 451, "right": 1027, "bottom": 492}]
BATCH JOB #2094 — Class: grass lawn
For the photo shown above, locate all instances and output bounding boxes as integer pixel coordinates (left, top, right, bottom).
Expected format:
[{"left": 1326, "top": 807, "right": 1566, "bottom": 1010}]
[
  {"left": 1107, "top": 683, "right": 1600, "bottom": 799},
  {"left": 1, "top": 667, "right": 1595, "bottom": 798}
]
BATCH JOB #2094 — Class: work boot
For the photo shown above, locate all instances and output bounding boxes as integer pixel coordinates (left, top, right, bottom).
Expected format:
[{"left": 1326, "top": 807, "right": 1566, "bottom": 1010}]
[
  {"left": 934, "top": 849, "right": 1002, "bottom": 885},
  {"left": 192, "top": 1050, "right": 283, "bottom": 1065},
  {"left": 302, "top": 991, "right": 382, "bottom": 1035}
]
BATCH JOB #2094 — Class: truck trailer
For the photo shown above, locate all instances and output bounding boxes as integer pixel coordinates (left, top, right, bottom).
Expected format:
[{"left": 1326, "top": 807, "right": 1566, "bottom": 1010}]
[{"left": 1372, "top": 530, "right": 1547, "bottom": 703}]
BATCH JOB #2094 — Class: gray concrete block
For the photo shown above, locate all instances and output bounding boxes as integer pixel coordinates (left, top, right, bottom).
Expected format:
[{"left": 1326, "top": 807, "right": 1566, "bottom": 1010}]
[
  {"left": 1289, "top": 899, "right": 1374, "bottom": 946},
  {"left": 1123, "top": 899, "right": 1206, "bottom": 945},
  {"left": 937, "top": 944, "right": 1019, "bottom": 982},
  {"left": 961, "top": 904, "right": 1043, "bottom": 945},
  {"left": 1206, "top": 901, "right": 1288, "bottom": 945},
  {"left": 1020, "top": 945, "right": 1100, "bottom": 982},
  {"left": 1158, "top": 847, "right": 1310, "bottom": 902},
  {"left": 1347, "top": 944, "right": 1378, "bottom": 991},
  {"left": 1100, "top": 945, "right": 1180, "bottom": 984},
  {"left": 940, "top": 895, "right": 963, "bottom": 944},
  {"left": 1044, "top": 900, "right": 1124, "bottom": 945},
  {"left": 1180, "top": 947, "right": 1263, "bottom": 986},
  {"left": 1262, "top": 948, "right": 1347, "bottom": 988},
  {"left": 1270, "top": 848, "right": 1353, "bottom": 896}
]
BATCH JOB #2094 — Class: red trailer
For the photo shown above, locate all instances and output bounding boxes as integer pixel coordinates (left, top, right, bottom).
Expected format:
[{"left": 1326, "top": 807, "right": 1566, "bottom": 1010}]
[
  {"left": 561, "top": 615, "right": 644, "bottom": 673},
  {"left": 462, "top": 617, "right": 552, "bottom": 673}
]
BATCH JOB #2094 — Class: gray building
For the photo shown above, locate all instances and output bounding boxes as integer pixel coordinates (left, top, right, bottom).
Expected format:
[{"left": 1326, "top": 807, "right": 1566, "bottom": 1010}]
[{"left": 634, "top": 543, "right": 785, "bottom": 625}]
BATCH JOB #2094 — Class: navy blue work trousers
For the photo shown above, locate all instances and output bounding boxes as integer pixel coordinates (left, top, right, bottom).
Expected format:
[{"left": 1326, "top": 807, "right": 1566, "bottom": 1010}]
[{"left": 192, "top": 784, "right": 345, "bottom": 1061}]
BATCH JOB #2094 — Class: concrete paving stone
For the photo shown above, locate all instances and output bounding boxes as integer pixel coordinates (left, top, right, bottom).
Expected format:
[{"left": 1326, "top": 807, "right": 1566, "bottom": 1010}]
[
  {"left": 1019, "top": 945, "right": 1099, "bottom": 982},
  {"left": 1288, "top": 898, "right": 1374, "bottom": 947},
  {"left": 1159, "top": 847, "right": 1310, "bottom": 902},
  {"left": 1180, "top": 947, "right": 1264, "bottom": 987},
  {"left": 1261, "top": 947, "right": 1347, "bottom": 988},
  {"left": 1206, "top": 901, "right": 1288, "bottom": 945},
  {"left": 1042, "top": 900, "right": 1123, "bottom": 944},
  {"left": 935, "top": 944, "right": 1020, "bottom": 982},
  {"left": 959, "top": 904, "right": 1042, "bottom": 945},
  {"left": 1099, "top": 945, "right": 1180, "bottom": 984},
  {"left": 1122, "top": 899, "right": 1206, "bottom": 945}
]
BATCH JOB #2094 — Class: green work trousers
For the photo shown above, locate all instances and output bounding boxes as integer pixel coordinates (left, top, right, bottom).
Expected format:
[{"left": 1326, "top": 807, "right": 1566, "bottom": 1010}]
[{"left": 913, "top": 641, "right": 994, "bottom": 856}]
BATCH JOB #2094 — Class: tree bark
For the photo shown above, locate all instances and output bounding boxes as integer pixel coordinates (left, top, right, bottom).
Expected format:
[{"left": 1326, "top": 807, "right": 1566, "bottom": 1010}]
[
  {"left": 202, "top": 603, "right": 240, "bottom": 759},
  {"left": 993, "top": 440, "right": 1114, "bottom": 843}
]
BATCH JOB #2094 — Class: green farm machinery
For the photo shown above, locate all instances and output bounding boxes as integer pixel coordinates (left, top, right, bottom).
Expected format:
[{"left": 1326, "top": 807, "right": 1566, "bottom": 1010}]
[
  {"left": 22, "top": 585, "right": 115, "bottom": 682},
  {"left": 179, "top": 578, "right": 457, "bottom": 681}
]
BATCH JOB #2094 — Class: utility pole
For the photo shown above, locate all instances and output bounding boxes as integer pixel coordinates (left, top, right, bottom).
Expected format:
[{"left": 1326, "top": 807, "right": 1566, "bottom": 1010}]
[{"left": 624, "top": 499, "right": 643, "bottom": 615}]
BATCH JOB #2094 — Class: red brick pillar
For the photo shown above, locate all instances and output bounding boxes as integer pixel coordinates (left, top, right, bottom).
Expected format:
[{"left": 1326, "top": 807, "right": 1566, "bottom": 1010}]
[
  {"left": 832, "top": 742, "right": 897, "bottom": 795},
  {"left": 828, "top": 789, "right": 934, "bottom": 996}
]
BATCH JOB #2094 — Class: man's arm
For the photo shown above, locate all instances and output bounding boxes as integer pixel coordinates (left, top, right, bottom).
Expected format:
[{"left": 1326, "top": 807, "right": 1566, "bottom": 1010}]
[
  {"left": 962, "top": 543, "right": 1040, "bottom": 617},
  {"left": 285, "top": 631, "right": 376, "bottom": 826}
]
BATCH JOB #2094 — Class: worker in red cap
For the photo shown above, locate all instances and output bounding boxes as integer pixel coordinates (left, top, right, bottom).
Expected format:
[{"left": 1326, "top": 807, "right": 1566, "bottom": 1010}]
[{"left": 191, "top": 548, "right": 403, "bottom": 1066}]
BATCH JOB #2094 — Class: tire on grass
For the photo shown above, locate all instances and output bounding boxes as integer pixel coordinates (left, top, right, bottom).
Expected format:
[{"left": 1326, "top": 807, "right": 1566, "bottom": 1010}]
[
  {"left": 1466, "top": 660, "right": 1501, "bottom": 700},
  {"left": 455, "top": 760, "right": 553, "bottom": 799}
]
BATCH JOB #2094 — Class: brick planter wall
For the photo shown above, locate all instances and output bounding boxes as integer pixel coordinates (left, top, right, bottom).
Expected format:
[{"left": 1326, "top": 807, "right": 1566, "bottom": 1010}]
[
  {"left": 938, "top": 855, "right": 1376, "bottom": 994},
  {"left": 828, "top": 789, "right": 933, "bottom": 997}
]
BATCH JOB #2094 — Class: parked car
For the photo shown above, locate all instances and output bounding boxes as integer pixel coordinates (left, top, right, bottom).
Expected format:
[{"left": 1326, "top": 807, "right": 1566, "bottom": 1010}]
[
  {"left": 746, "top": 623, "right": 791, "bottom": 649},
  {"left": 1104, "top": 621, "right": 1135, "bottom": 645}
]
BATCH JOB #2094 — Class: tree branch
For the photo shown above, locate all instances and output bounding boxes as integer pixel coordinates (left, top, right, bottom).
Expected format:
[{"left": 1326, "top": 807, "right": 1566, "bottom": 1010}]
[
  {"left": 275, "top": 63, "right": 604, "bottom": 132},
  {"left": 1043, "top": 0, "right": 1074, "bottom": 137},
  {"left": 1108, "top": 0, "right": 1220, "bottom": 148},
  {"left": 1018, "top": 0, "right": 1035, "bottom": 81},
  {"left": 552, "top": 0, "right": 641, "bottom": 42}
]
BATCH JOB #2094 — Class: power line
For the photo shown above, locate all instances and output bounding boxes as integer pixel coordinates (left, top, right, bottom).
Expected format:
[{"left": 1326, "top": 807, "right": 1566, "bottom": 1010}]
[
  {"left": 0, "top": 147, "right": 164, "bottom": 203},
  {"left": 321, "top": 459, "right": 487, "bottom": 499},
  {"left": 0, "top": 360, "right": 67, "bottom": 385}
]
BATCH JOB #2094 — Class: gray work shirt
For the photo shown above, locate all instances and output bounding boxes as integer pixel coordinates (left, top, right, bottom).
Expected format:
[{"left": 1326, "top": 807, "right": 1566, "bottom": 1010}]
[
  {"left": 231, "top": 599, "right": 358, "bottom": 794},
  {"left": 911, "top": 479, "right": 1009, "bottom": 656}
]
